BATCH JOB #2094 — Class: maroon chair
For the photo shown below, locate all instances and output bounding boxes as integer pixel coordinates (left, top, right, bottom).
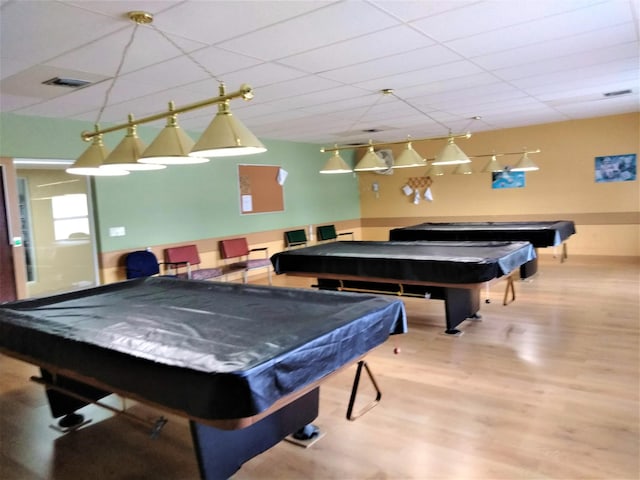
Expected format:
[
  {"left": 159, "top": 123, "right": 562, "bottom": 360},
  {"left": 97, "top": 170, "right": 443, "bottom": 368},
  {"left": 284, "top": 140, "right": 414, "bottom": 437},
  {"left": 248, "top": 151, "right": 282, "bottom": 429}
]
[
  {"left": 219, "top": 237, "right": 272, "bottom": 285},
  {"left": 163, "top": 245, "right": 223, "bottom": 281}
]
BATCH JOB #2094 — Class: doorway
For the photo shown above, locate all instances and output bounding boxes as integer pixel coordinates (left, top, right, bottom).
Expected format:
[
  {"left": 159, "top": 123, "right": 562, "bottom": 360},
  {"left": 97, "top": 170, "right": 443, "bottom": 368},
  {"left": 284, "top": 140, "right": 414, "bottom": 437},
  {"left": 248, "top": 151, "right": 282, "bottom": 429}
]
[
  {"left": 0, "top": 165, "right": 17, "bottom": 302},
  {"left": 16, "top": 166, "right": 99, "bottom": 298}
]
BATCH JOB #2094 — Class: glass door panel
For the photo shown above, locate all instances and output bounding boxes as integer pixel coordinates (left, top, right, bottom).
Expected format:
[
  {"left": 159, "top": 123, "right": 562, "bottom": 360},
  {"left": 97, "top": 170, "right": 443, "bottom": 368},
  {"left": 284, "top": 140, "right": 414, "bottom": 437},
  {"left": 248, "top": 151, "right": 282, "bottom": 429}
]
[{"left": 16, "top": 168, "right": 98, "bottom": 298}]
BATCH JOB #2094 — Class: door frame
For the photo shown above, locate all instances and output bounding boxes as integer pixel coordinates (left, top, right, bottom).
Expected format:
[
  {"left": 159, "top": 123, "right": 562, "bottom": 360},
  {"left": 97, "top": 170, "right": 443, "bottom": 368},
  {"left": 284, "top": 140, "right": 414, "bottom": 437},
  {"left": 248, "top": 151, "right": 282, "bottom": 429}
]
[{"left": 0, "top": 158, "right": 27, "bottom": 299}]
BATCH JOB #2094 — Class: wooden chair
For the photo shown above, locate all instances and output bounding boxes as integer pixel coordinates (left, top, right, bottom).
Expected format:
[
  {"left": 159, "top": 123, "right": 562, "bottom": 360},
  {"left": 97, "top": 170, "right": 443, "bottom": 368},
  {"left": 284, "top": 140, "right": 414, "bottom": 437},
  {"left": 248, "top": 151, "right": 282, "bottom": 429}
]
[
  {"left": 219, "top": 237, "right": 272, "bottom": 285},
  {"left": 284, "top": 229, "right": 308, "bottom": 249},
  {"left": 163, "top": 245, "right": 224, "bottom": 281},
  {"left": 316, "top": 224, "right": 354, "bottom": 242}
]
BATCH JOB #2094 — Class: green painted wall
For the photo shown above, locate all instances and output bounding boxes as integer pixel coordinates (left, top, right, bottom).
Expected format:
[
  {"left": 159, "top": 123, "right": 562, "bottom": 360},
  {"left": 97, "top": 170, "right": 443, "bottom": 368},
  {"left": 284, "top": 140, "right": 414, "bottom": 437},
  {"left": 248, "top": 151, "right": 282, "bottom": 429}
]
[{"left": 1, "top": 113, "right": 360, "bottom": 252}]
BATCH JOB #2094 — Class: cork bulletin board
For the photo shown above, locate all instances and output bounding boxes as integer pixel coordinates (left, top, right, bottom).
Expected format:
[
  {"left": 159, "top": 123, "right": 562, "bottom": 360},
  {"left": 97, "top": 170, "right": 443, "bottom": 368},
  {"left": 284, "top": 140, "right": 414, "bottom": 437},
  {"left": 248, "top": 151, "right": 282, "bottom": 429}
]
[{"left": 238, "top": 164, "right": 284, "bottom": 214}]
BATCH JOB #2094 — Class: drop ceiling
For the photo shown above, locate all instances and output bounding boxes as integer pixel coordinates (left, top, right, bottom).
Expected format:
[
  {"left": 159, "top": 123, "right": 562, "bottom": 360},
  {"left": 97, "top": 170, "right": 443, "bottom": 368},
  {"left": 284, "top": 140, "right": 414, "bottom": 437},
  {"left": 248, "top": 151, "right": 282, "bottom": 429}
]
[{"left": 1, "top": 0, "right": 638, "bottom": 147}]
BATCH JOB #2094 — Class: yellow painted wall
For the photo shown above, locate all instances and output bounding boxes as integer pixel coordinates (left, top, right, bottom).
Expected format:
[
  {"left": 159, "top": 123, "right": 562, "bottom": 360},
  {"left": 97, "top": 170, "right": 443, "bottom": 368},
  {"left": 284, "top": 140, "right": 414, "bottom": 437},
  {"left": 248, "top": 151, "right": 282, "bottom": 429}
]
[{"left": 358, "top": 113, "right": 639, "bottom": 256}]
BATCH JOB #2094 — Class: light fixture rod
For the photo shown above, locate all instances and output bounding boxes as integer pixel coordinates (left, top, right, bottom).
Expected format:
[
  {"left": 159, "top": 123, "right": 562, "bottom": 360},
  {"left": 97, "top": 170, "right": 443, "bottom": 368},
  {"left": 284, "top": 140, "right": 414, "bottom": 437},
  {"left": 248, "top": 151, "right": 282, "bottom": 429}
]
[
  {"left": 469, "top": 148, "right": 541, "bottom": 159},
  {"left": 321, "top": 132, "right": 471, "bottom": 153},
  {"left": 81, "top": 84, "right": 254, "bottom": 141}
]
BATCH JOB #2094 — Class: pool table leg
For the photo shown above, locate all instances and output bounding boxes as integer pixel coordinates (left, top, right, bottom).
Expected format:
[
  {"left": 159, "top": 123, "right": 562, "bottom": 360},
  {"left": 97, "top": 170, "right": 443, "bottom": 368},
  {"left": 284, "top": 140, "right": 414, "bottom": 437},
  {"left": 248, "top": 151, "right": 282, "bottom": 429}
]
[
  {"left": 190, "top": 387, "right": 320, "bottom": 480},
  {"left": 443, "top": 287, "right": 481, "bottom": 335}
]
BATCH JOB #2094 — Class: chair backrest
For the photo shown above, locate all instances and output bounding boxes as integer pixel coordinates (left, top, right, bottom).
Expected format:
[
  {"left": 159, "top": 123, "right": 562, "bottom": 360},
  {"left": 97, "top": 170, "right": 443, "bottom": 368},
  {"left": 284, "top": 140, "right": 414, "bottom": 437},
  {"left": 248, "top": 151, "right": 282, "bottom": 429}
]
[
  {"left": 220, "top": 238, "right": 250, "bottom": 259},
  {"left": 316, "top": 225, "right": 338, "bottom": 241},
  {"left": 164, "top": 244, "right": 201, "bottom": 266},
  {"left": 126, "top": 250, "right": 160, "bottom": 279},
  {"left": 285, "top": 229, "right": 308, "bottom": 247}
]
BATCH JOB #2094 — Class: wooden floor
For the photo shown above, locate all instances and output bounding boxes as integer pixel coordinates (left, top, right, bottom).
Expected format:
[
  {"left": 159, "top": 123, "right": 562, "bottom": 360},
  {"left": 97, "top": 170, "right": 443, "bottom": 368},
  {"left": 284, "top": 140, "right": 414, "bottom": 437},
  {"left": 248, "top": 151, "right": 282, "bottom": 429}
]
[{"left": 1, "top": 255, "right": 638, "bottom": 480}]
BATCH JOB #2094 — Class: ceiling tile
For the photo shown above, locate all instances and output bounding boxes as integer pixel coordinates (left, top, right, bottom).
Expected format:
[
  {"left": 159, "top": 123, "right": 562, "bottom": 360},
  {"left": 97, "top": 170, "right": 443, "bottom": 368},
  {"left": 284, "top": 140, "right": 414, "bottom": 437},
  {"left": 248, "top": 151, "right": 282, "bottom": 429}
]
[{"left": 217, "top": 2, "right": 401, "bottom": 60}]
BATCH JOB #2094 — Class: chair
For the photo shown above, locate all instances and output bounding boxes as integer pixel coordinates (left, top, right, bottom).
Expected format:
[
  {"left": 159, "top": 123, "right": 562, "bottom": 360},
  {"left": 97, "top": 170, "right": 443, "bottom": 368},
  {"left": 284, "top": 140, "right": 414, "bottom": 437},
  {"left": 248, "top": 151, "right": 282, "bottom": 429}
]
[
  {"left": 284, "top": 229, "right": 308, "bottom": 249},
  {"left": 125, "top": 250, "right": 163, "bottom": 279},
  {"left": 219, "top": 237, "right": 272, "bottom": 285},
  {"left": 163, "top": 244, "right": 224, "bottom": 281},
  {"left": 316, "top": 224, "right": 354, "bottom": 242}
]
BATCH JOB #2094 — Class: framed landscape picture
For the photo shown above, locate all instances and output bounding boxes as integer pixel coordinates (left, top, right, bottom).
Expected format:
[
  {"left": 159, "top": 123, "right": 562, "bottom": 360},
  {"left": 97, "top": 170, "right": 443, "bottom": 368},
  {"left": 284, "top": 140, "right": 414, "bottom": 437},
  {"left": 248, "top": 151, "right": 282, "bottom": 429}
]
[
  {"left": 595, "top": 154, "right": 636, "bottom": 183},
  {"left": 492, "top": 170, "right": 525, "bottom": 189}
]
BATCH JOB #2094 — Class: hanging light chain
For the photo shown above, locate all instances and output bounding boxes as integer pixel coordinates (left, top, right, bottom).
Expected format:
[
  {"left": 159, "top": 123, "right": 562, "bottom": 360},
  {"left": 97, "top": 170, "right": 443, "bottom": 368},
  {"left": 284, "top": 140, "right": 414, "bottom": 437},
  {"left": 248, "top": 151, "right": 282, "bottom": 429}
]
[
  {"left": 150, "top": 24, "right": 223, "bottom": 85},
  {"left": 389, "top": 91, "right": 452, "bottom": 133},
  {"left": 96, "top": 23, "right": 140, "bottom": 124}
]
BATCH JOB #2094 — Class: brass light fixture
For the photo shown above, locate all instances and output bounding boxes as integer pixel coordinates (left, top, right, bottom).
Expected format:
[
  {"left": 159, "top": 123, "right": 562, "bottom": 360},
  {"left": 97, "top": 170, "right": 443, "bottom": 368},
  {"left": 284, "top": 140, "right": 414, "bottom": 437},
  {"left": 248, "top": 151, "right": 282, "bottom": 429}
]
[
  {"left": 481, "top": 154, "right": 505, "bottom": 173},
  {"left": 100, "top": 115, "right": 166, "bottom": 171},
  {"left": 190, "top": 84, "right": 266, "bottom": 158},
  {"left": 511, "top": 151, "right": 540, "bottom": 171},
  {"left": 67, "top": 11, "right": 264, "bottom": 176},
  {"left": 394, "top": 139, "right": 427, "bottom": 169},
  {"left": 453, "top": 162, "right": 474, "bottom": 175},
  {"left": 66, "top": 125, "right": 129, "bottom": 176},
  {"left": 353, "top": 142, "right": 388, "bottom": 172},
  {"left": 319, "top": 89, "right": 473, "bottom": 174},
  {"left": 432, "top": 135, "right": 472, "bottom": 165},
  {"left": 139, "top": 102, "right": 209, "bottom": 165},
  {"left": 424, "top": 162, "right": 445, "bottom": 176},
  {"left": 320, "top": 148, "right": 352, "bottom": 174}
]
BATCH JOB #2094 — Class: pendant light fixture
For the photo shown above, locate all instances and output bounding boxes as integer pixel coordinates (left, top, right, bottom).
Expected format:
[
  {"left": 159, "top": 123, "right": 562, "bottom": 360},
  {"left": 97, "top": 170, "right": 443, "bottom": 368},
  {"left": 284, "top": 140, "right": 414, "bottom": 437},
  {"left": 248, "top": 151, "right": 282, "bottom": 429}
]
[
  {"left": 481, "top": 155, "right": 505, "bottom": 173},
  {"left": 354, "top": 142, "right": 388, "bottom": 172},
  {"left": 511, "top": 151, "right": 540, "bottom": 171},
  {"left": 68, "top": 11, "right": 264, "bottom": 176},
  {"left": 394, "top": 139, "right": 427, "bottom": 169},
  {"left": 139, "top": 102, "right": 209, "bottom": 165},
  {"left": 66, "top": 125, "right": 129, "bottom": 176},
  {"left": 432, "top": 136, "right": 472, "bottom": 165},
  {"left": 100, "top": 115, "right": 166, "bottom": 171},
  {"left": 190, "top": 84, "right": 266, "bottom": 158},
  {"left": 320, "top": 148, "right": 352, "bottom": 174}
]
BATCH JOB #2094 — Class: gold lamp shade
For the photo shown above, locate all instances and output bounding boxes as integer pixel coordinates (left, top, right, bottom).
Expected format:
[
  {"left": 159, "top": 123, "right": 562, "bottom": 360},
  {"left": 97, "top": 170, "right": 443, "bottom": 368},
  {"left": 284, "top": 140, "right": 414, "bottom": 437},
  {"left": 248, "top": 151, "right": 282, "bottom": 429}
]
[
  {"left": 320, "top": 150, "right": 352, "bottom": 174},
  {"left": 67, "top": 126, "right": 129, "bottom": 176},
  {"left": 453, "top": 162, "right": 474, "bottom": 175},
  {"left": 394, "top": 141, "right": 427, "bottom": 169},
  {"left": 424, "top": 162, "right": 445, "bottom": 176},
  {"left": 354, "top": 144, "right": 387, "bottom": 172},
  {"left": 190, "top": 85, "right": 266, "bottom": 158},
  {"left": 481, "top": 155, "right": 504, "bottom": 173},
  {"left": 511, "top": 152, "right": 539, "bottom": 171},
  {"left": 101, "top": 115, "right": 166, "bottom": 171},
  {"left": 140, "top": 102, "right": 209, "bottom": 165},
  {"left": 433, "top": 137, "right": 471, "bottom": 165}
]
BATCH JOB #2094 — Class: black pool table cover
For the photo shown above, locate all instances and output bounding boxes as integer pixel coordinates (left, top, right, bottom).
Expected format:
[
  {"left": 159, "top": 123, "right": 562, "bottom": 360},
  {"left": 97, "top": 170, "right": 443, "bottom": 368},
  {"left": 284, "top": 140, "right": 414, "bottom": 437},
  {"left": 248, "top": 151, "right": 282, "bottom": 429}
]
[
  {"left": 0, "top": 277, "right": 406, "bottom": 422},
  {"left": 389, "top": 220, "right": 576, "bottom": 247},
  {"left": 271, "top": 240, "right": 536, "bottom": 284}
]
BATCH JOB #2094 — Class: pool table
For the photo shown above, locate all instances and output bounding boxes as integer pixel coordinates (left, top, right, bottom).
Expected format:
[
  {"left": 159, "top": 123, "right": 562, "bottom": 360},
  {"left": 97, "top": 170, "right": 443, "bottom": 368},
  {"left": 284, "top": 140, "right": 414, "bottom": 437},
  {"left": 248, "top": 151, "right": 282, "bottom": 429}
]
[
  {"left": 0, "top": 277, "right": 406, "bottom": 480},
  {"left": 271, "top": 240, "right": 536, "bottom": 335},
  {"left": 389, "top": 220, "right": 576, "bottom": 278}
]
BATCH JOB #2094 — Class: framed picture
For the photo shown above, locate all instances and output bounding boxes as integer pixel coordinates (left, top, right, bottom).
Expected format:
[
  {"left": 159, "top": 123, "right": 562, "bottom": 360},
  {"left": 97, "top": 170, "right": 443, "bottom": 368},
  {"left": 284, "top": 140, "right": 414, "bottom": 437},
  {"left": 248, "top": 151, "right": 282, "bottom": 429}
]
[
  {"left": 492, "top": 170, "right": 525, "bottom": 189},
  {"left": 595, "top": 154, "right": 636, "bottom": 183}
]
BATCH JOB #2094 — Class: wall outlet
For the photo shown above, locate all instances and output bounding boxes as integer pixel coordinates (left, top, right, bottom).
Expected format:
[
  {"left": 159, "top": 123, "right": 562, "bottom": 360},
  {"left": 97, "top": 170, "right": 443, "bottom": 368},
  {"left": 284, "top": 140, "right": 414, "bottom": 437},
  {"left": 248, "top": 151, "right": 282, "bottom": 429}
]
[{"left": 109, "top": 226, "right": 126, "bottom": 237}]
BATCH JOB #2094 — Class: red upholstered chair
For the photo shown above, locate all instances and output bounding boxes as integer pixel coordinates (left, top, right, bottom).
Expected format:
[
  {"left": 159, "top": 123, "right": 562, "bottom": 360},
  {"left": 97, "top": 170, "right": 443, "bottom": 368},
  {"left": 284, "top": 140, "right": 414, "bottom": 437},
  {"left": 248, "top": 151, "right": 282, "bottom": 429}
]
[
  {"left": 219, "top": 237, "right": 272, "bottom": 285},
  {"left": 163, "top": 245, "right": 224, "bottom": 281}
]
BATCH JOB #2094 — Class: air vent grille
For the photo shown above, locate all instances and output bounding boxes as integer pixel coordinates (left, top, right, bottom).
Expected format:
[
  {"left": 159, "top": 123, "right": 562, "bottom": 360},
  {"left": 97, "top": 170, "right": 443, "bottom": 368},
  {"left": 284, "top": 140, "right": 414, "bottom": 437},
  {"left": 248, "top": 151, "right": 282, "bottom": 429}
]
[
  {"left": 603, "top": 89, "right": 632, "bottom": 97},
  {"left": 42, "top": 77, "right": 92, "bottom": 88}
]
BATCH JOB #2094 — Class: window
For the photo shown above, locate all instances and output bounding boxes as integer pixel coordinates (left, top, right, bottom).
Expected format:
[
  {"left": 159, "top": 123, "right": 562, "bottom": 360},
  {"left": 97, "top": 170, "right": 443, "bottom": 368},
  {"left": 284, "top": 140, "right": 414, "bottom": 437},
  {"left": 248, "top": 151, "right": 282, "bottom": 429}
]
[{"left": 51, "top": 194, "right": 90, "bottom": 240}]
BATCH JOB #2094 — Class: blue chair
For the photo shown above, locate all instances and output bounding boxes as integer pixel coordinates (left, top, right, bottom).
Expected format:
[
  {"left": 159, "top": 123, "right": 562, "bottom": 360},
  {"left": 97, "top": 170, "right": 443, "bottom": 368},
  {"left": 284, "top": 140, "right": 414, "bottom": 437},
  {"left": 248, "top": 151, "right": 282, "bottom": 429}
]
[{"left": 125, "top": 250, "right": 163, "bottom": 279}]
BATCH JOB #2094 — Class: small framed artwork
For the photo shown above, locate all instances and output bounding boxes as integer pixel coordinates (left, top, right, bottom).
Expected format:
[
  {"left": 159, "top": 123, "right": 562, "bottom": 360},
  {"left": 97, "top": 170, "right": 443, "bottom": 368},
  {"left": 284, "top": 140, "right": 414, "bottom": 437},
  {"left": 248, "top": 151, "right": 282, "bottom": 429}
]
[
  {"left": 595, "top": 154, "right": 636, "bottom": 183},
  {"left": 492, "top": 170, "right": 525, "bottom": 189}
]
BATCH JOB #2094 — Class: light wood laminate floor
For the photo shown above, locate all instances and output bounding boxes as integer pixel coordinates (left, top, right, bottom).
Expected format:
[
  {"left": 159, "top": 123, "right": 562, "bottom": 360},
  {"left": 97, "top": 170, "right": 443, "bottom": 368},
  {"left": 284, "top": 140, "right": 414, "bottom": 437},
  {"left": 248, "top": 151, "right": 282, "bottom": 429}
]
[{"left": 1, "top": 255, "right": 638, "bottom": 479}]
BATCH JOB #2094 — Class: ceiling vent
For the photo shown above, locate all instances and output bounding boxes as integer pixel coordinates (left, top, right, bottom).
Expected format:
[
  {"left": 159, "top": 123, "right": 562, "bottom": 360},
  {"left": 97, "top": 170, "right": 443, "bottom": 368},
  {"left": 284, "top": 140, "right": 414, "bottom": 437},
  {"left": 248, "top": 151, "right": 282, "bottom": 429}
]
[
  {"left": 603, "top": 89, "right": 632, "bottom": 97},
  {"left": 42, "top": 77, "right": 92, "bottom": 89}
]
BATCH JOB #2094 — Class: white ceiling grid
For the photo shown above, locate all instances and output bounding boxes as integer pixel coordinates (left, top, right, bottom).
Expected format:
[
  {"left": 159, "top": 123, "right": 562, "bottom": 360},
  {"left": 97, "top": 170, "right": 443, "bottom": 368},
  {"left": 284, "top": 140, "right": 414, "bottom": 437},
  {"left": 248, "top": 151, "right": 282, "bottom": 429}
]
[{"left": 0, "top": 0, "right": 638, "bottom": 147}]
